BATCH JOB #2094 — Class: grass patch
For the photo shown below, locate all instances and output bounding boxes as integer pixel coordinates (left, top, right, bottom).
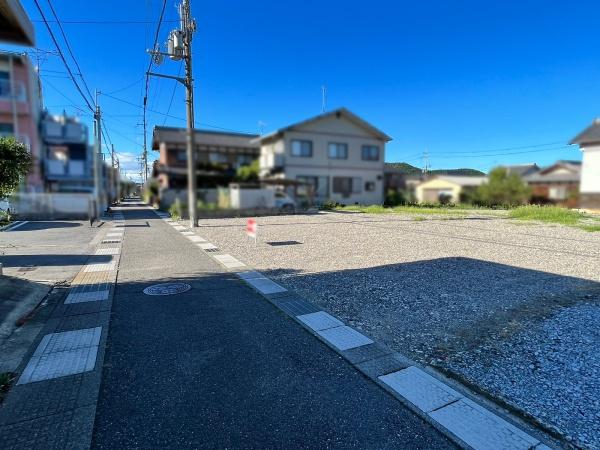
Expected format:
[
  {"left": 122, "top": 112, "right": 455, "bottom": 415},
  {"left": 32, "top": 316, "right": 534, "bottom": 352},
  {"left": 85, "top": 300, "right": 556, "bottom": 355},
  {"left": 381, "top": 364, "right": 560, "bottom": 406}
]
[
  {"left": 579, "top": 224, "right": 600, "bottom": 232},
  {"left": 332, "top": 204, "right": 469, "bottom": 216},
  {"left": 509, "top": 206, "right": 583, "bottom": 226}
]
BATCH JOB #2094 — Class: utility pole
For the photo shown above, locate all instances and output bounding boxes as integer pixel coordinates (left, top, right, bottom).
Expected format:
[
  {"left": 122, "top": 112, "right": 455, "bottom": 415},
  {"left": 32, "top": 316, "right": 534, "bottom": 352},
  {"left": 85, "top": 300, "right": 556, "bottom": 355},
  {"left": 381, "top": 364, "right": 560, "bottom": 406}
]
[
  {"left": 93, "top": 90, "right": 103, "bottom": 219},
  {"left": 147, "top": 0, "right": 197, "bottom": 227}
]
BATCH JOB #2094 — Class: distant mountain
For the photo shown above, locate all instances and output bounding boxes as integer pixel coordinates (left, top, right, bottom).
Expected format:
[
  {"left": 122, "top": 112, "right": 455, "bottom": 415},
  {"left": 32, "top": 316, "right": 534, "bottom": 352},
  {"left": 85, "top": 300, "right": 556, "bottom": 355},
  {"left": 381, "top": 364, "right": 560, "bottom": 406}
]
[
  {"left": 385, "top": 162, "right": 485, "bottom": 177},
  {"left": 385, "top": 162, "right": 422, "bottom": 174}
]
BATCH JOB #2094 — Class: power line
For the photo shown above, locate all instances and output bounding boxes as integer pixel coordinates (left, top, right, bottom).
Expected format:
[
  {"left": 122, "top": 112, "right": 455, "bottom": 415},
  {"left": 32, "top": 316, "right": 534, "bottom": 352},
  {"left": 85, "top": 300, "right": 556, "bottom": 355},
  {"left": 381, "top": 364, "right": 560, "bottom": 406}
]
[
  {"left": 45, "top": 0, "right": 95, "bottom": 106},
  {"left": 102, "top": 92, "right": 256, "bottom": 134},
  {"left": 31, "top": 19, "right": 179, "bottom": 24},
  {"left": 162, "top": 61, "right": 183, "bottom": 126},
  {"left": 106, "top": 76, "right": 144, "bottom": 95},
  {"left": 31, "top": 0, "right": 94, "bottom": 112},
  {"left": 142, "top": 0, "right": 168, "bottom": 182}
]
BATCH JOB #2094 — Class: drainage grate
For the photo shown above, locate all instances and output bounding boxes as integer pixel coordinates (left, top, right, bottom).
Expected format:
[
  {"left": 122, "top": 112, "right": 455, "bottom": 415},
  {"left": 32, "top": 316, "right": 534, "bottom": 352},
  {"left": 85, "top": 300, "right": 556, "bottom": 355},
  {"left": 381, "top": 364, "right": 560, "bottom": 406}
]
[
  {"left": 101, "top": 239, "right": 121, "bottom": 244},
  {"left": 143, "top": 283, "right": 192, "bottom": 296},
  {"left": 205, "top": 248, "right": 219, "bottom": 253}
]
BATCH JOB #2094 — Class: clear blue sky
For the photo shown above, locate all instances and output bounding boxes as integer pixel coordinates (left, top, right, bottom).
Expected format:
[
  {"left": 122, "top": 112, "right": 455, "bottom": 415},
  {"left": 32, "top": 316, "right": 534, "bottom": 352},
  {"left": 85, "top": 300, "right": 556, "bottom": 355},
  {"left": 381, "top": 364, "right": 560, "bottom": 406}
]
[{"left": 9, "top": 0, "right": 600, "bottom": 179}]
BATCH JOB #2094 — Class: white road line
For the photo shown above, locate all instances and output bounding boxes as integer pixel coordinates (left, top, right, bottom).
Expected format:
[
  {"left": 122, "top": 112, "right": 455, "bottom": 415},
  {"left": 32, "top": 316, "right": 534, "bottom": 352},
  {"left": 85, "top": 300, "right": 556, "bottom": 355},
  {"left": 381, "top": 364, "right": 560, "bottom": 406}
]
[
  {"left": 187, "top": 235, "right": 206, "bottom": 242},
  {"left": 181, "top": 231, "right": 195, "bottom": 236},
  {"left": 4, "top": 220, "right": 29, "bottom": 231},
  {"left": 83, "top": 260, "right": 117, "bottom": 272},
  {"left": 198, "top": 242, "right": 217, "bottom": 250},
  {"left": 214, "top": 254, "right": 245, "bottom": 269},
  {"left": 65, "top": 290, "right": 110, "bottom": 304},
  {"left": 235, "top": 270, "right": 263, "bottom": 280}
]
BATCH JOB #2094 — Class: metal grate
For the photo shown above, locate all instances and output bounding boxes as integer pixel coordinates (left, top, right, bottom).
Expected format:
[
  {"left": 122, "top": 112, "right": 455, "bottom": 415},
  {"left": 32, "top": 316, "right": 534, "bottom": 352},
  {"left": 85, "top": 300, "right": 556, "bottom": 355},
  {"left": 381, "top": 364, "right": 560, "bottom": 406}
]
[
  {"left": 205, "top": 248, "right": 219, "bottom": 253},
  {"left": 101, "top": 239, "right": 121, "bottom": 244},
  {"left": 266, "top": 241, "right": 302, "bottom": 246}
]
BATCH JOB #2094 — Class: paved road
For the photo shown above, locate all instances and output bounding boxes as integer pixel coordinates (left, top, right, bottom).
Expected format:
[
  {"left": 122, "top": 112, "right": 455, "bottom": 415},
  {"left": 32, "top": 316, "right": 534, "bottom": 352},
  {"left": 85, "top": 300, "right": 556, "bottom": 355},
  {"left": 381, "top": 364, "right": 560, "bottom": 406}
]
[{"left": 92, "top": 205, "right": 455, "bottom": 449}]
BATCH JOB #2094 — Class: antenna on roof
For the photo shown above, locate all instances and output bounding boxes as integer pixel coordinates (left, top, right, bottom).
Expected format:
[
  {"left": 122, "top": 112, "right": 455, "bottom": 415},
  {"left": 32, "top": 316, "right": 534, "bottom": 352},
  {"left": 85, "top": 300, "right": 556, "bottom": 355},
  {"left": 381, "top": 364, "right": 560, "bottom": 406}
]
[
  {"left": 258, "top": 121, "right": 266, "bottom": 135},
  {"left": 423, "top": 149, "right": 430, "bottom": 174},
  {"left": 321, "top": 85, "right": 327, "bottom": 113}
]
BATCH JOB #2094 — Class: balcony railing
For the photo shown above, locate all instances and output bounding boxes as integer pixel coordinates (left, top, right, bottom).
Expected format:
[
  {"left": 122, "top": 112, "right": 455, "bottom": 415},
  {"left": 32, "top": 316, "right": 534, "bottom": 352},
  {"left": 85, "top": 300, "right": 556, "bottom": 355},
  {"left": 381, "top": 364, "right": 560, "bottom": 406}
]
[
  {"left": 0, "top": 79, "right": 26, "bottom": 101},
  {"left": 45, "top": 159, "right": 89, "bottom": 179}
]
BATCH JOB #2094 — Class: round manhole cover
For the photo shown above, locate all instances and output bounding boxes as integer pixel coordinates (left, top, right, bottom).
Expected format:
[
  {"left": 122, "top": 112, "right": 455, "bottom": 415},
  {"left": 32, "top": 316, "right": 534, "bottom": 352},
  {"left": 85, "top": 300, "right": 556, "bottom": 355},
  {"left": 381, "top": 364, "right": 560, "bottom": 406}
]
[{"left": 143, "top": 283, "right": 192, "bottom": 296}]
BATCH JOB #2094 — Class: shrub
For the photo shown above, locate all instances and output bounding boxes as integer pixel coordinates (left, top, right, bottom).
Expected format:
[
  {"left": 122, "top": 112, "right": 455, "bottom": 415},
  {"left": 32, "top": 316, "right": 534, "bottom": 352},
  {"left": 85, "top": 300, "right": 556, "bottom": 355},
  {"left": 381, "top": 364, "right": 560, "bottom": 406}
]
[
  {"left": 472, "top": 168, "right": 530, "bottom": 207},
  {"left": 384, "top": 189, "right": 406, "bottom": 206},
  {"left": 169, "top": 198, "right": 186, "bottom": 220}
]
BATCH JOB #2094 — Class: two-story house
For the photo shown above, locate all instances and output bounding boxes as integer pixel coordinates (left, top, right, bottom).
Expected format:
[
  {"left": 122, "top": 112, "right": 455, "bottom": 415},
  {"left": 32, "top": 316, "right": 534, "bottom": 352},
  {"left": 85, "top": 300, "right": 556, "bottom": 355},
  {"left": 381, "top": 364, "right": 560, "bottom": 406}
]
[
  {"left": 570, "top": 119, "right": 600, "bottom": 209},
  {"left": 151, "top": 126, "right": 259, "bottom": 190},
  {"left": 256, "top": 108, "right": 391, "bottom": 205}
]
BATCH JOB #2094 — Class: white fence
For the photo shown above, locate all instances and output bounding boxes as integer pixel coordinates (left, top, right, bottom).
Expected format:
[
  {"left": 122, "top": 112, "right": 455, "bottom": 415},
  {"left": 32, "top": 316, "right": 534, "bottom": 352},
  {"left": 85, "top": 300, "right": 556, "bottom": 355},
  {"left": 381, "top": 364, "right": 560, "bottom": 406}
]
[{"left": 9, "top": 193, "right": 94, "bottom": 219}]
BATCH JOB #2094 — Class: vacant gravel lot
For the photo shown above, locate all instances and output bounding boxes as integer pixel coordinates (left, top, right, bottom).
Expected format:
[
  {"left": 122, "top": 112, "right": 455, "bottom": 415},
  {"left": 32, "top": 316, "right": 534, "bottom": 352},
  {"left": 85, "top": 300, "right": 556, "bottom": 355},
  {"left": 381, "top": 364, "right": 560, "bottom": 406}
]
[{"left": 198, "top": 211, "right": 600, "bottom": 448}]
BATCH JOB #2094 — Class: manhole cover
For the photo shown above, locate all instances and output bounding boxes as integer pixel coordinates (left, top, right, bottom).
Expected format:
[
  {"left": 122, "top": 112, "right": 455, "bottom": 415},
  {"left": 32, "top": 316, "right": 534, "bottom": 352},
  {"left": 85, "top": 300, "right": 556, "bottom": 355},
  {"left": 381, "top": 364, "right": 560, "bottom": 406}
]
[{"left": 143, "top": 283, "right": 192, "bottom": 296}]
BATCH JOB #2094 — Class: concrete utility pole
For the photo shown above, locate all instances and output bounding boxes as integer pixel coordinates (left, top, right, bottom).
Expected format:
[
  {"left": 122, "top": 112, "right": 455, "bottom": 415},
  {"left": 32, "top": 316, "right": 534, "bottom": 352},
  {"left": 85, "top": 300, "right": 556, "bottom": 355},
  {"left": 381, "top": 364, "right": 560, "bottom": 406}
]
[
  {"left": 93, "top": 90, "right": 103, "bottom": 218},
  {"left": 182, "top": 0, "right": 197, "bottom": 228},
  {"left": 147, "top": 0, "right": 197, "bottom": 227}
]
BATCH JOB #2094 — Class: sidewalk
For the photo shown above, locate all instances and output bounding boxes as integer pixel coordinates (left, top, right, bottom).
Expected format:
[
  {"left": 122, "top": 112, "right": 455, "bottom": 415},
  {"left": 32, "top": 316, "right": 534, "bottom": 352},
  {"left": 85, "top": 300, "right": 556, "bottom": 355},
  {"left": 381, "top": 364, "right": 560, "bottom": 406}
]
[{"left": 91, "top": 205, "right": 455, "bottom": 449}]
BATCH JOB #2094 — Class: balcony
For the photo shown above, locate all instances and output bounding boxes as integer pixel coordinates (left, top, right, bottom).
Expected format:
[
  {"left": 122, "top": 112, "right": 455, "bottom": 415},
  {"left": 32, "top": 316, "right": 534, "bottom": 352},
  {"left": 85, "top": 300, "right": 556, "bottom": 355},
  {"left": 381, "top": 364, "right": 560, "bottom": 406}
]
[
  {"left": 45, "top": 159, "right": 89, "bottom": 180},
  {"left": 0, "top": 79, "right": 26, "bottom": 101}
]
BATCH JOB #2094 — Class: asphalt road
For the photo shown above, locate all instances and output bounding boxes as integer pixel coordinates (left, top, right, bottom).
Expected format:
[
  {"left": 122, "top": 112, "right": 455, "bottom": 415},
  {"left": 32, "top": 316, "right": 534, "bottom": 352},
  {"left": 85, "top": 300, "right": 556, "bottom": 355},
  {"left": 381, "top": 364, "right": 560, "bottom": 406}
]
[{"left": 92, "top": 206, "right": 455, "bottom": 449}]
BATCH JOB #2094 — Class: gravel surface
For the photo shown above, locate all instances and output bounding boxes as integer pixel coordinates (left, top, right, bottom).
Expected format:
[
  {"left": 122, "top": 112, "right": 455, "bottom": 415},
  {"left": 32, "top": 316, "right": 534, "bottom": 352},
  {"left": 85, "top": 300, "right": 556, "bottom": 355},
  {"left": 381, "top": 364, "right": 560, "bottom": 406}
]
[{"left": 198, "top": 211, "right": 600, "bottom": 448}]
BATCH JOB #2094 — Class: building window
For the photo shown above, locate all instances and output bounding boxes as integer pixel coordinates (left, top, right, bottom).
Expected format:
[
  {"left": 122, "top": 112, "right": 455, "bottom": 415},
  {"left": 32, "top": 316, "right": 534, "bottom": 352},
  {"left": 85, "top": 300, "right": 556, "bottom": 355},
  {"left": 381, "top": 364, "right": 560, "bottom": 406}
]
[
  {"left": 361, "top": 145, "right": 380, "bottom": 161},
  {"left": 209, "top": 152, "right": 227, "bottom": 164},
  {"left": 328, "top": 142, "right": 348, "bottom": 159},
  {"left": 291, "top": 140, "right": 313, "bottom": 157},
  {"left": 176, "top": 150, "right": 187, "bottom": 162},
  {"left": 0, "top": 122, "right": 14, "bottom": 137},
  {"left": 365, "top": 181, "right": 376, "bottom": 192},
  {"left": 332, "top": 177, "right": 362, "bottom": 196}
]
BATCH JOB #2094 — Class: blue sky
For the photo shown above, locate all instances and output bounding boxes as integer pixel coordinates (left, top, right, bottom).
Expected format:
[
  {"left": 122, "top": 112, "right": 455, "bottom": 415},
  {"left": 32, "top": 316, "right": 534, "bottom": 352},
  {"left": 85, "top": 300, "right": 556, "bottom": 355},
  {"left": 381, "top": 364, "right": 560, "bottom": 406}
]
[{"left": 9, "top": 0, "right": 600, "bottom": 179}]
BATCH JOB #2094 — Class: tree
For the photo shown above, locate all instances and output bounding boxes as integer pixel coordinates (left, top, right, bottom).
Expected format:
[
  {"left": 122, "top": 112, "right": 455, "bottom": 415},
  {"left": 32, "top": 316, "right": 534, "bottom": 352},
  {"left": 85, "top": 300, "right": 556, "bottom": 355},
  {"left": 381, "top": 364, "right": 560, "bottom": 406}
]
[
  {"left": 0, "top": 136, "right": 32, "bottom": 199},
  {"left": 235, "top": 159, "right": 259, "bottom": 182},
  {"left": 471, "top": 167, "right": 531, "bottom": 207}
]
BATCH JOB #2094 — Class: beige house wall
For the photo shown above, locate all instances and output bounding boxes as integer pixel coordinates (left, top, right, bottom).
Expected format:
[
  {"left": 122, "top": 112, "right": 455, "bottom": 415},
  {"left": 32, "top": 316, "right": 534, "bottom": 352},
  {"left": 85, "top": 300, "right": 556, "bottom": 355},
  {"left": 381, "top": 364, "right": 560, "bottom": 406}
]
[{"left": 260, "top": 114, "right": 386, "bottom": 204}]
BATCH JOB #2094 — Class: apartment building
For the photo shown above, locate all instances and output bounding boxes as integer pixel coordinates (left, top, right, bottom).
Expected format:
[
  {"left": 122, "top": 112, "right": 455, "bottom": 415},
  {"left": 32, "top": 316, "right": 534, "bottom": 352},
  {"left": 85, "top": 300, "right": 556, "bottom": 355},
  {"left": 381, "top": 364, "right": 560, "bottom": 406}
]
[
  {"left": 0, "top": 50, "right": 43, "bottom": 191},
  {"left": 257, "top": 108, "right": 391, "bottom": 205},
  {"left": 40, "top": 111, "right": 94, "bottom": 193}
]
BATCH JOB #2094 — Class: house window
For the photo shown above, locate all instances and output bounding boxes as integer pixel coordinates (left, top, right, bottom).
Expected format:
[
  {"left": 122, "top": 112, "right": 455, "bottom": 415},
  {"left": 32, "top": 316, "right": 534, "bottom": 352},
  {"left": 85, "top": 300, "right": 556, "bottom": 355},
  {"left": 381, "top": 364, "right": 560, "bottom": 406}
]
[
  {"left": 176, "top": 150, "right": 187, "bottom": 162},
  {"left": 291, "top": 140, "right": 312, "bottom": 157},
  {"left": 361, "top": 145, "right": 380, "bottom": 161},
  {"left": 328, "top": 142, "right": 348, "bottom": 159},
  {"left": 332, "top": 177, "right": 362, "bottom": 196},
  {"left": 365, "top": 181, "right": 376, "bottom": 192},
  {"left": 296, "top": 176, "right": 329, "bottom": 198},
  {"left": 549, "top": 186, "right": 567, "bottom": 200}
]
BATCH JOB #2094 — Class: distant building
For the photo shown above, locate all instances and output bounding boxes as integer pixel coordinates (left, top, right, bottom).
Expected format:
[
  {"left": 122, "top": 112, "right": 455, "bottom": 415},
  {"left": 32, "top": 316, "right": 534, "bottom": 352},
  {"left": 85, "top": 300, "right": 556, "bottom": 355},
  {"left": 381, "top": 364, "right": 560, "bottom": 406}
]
[
  {"left": 570, "top": 119, "right": 600, "bottom": 209},
  {"left": 0, "top": 50, "right": 43, "bottom": 191},
  {"left": 524, "top": 161, "right": 581, "bottom": 207},
  {"left": 40, "top": 111, "right": 93, "bottom": 193},
  {"left": 415, "top": 176, "right": 487, "bottom": 204},
  {"left": 151, "top": 126, "right": 259, "bottom": 190},
  {"left": 498, "top": 163, "right": 539, "bottom": 178},
  {"left": 256, "top": 108, "right": 391, "bottom": 205},
  {"left": 384, "top": 164, "right": 425, "bottom": 203}
]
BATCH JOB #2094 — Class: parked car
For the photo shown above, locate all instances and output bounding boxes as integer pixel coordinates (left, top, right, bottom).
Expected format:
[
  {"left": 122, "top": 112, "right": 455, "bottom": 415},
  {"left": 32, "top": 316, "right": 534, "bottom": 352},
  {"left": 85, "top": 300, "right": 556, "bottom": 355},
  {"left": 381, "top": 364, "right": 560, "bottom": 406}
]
[{"left": 274, "top": 191, "right": 296, "bottom": 212}]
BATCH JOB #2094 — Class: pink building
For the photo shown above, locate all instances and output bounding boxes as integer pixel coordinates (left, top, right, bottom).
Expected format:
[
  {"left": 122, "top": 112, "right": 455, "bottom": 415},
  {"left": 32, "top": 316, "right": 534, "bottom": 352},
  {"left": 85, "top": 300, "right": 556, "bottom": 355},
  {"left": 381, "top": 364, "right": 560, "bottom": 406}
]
[{"left": 0, "top": 51, "right": 43, "bottom": 191}]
